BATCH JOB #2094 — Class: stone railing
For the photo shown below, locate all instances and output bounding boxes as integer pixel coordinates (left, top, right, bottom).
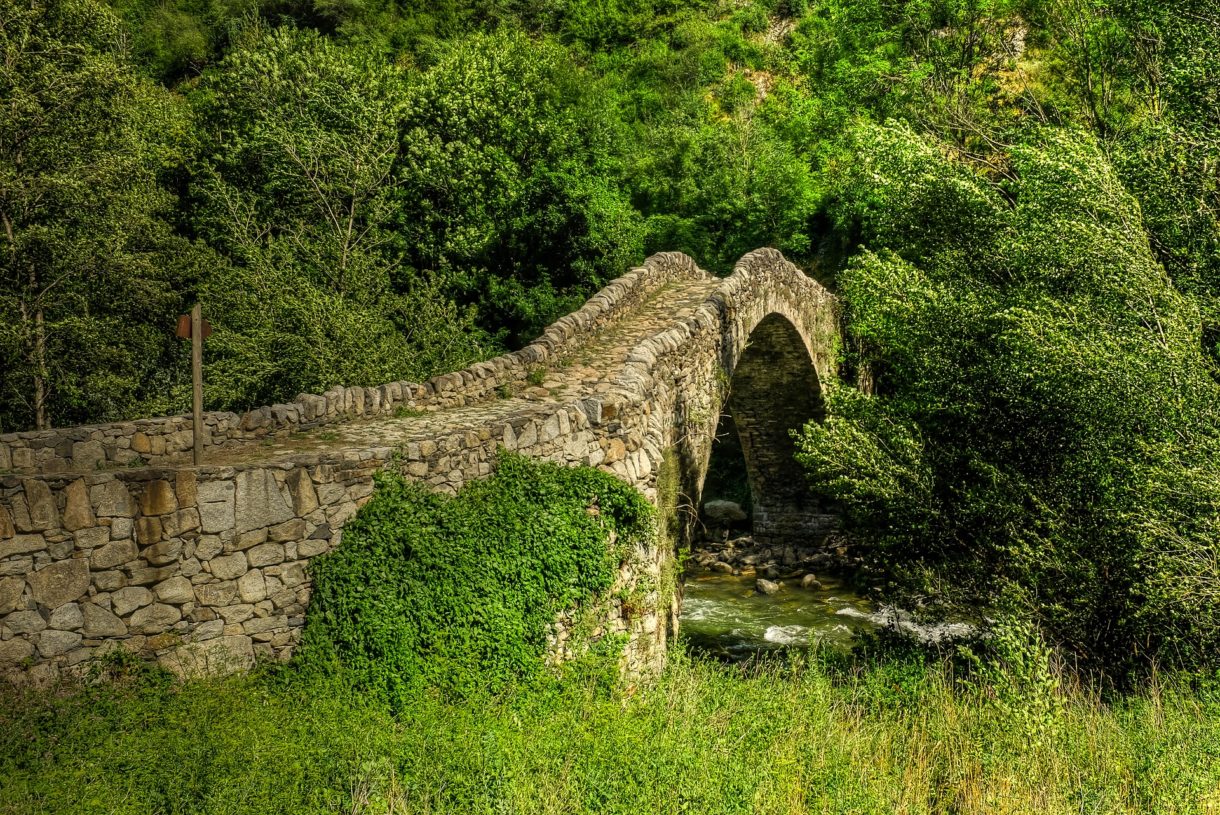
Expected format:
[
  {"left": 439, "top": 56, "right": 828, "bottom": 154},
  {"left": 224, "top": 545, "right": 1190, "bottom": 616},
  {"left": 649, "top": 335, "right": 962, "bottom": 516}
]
[{"left": 0, "top": 253, "right": 705, "bottom": 475}]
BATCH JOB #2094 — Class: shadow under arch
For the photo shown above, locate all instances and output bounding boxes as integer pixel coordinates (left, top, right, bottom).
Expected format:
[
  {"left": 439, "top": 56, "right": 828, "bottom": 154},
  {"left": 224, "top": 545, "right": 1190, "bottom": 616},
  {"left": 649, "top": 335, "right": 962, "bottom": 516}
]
[{"left": 726, "top": 312, "right": 829, "bottom": 547}]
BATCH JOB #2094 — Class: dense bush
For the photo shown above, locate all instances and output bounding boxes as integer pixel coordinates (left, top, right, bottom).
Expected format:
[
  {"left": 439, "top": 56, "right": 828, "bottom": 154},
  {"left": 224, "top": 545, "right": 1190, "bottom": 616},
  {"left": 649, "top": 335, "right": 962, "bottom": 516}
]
[
  {"left": 797, "top": 122, "right": 1220, "bottom": 679},
  {"left": 297, "top": 452, "right": 653, "bottom": 705}
]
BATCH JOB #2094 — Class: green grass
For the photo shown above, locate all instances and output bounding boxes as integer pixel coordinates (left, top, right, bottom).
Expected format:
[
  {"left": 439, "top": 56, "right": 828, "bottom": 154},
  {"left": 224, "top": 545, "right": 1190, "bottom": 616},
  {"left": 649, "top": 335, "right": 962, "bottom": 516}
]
[{"left": 3, "top": 651, "right": 1219, "bottom": 815}]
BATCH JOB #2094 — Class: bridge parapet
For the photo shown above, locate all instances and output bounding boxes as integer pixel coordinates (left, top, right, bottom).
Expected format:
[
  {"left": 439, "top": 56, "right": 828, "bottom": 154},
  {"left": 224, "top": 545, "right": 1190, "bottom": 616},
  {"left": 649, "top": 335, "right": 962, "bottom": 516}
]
[{"left": 0, "top": 253, "right": 704, "bottom": 475}]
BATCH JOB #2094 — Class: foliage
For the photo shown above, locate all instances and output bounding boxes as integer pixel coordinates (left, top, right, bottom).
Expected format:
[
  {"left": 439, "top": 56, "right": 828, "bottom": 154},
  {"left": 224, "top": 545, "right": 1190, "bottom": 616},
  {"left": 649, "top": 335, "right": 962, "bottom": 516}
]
[
  {"left": 0, "top": 0, "right": 208, "bottom": 432},
  {"left": 190, "top": 24, "right": 485, "bottom": 409},
  {"left": 395, "top": 29, "right": 645, "bottom": 346},
  {"left": 798, "top": 120, "right": 1220, "bottom": 678},
  {"left": 3, "top": 652, "right": 1220, "bottom": 814},
  {"left": 297, "top": 452, "right": 653, "bottom": 705}
]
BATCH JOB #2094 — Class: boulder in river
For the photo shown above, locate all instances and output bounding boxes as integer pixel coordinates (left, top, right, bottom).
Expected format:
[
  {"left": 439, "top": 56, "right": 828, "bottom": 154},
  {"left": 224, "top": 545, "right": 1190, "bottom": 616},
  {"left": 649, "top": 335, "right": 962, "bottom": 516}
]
[
  {"left": 759, "top": 563, "right": 782, "bottom": 580},
  {"left": 703, "top": 500, "right": 747, "bottom": 524},
  {"left": 710, "top": 561, "right": 734, "bottom": 574},
  {"left": 801, "top": 574, "right": 823, "bottom": 591},
  {"left": 755, "top": 578, "right": 780, "bottom": 595}
]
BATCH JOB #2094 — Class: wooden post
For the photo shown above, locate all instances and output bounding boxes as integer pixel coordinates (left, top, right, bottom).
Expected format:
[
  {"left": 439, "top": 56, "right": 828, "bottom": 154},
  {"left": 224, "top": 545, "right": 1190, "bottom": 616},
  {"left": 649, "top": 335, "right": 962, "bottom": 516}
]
[{"left": 191, "top": 302, "right": 204, "bottom": 465}]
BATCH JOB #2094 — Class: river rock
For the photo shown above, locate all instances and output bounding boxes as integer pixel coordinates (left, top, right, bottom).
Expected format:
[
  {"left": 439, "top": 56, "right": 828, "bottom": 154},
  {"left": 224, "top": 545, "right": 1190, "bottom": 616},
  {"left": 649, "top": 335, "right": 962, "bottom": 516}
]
[
  {"left": 710, "top": 561, "right": 734, "bottom": 574},
  {"left": 755, "top": 578, "right": 780, "bottom": 595},
  {"left": 703, "top": 500, "right": 747, "bottom": 524},
  {"left": 801, "top": 574, "right": 823, "bottom": 590}
]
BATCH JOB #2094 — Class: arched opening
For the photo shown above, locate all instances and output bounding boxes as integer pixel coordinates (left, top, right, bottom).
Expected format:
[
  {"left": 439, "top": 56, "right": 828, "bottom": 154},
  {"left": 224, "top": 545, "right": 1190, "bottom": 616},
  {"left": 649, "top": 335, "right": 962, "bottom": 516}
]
[
  {"left": 727, "top": 313, "right": 829, "bottom": 547},
  {"left": 680, "top": 313, "right": 875, "bottom": 662}
]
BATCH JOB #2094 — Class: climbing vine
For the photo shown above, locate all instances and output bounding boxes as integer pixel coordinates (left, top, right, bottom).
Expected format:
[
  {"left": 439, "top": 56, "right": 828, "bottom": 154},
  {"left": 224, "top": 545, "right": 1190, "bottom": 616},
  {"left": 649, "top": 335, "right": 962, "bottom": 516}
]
[{"left": 297, "top": 451, "right": 653, "bottom": 706}]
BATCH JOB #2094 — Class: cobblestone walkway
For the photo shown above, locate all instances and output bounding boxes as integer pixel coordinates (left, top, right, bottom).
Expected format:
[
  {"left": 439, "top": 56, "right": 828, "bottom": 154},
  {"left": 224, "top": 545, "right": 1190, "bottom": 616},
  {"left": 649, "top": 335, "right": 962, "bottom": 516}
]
[{"left": 209, "top": 278, "right": 723, "bottom": 467}]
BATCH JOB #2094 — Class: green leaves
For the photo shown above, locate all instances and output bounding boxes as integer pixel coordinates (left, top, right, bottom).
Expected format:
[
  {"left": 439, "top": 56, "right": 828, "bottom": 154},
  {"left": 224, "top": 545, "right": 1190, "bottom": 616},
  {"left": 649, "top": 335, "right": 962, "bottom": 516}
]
[
  {"left": 299, "top": 453, "right": 653, "bottom": 706},
  {"left": 0, "top": 0, "right": 203, "bottom": 430},
  {"left": 801, "top": 121, "right": 1220, "bottom": 678}
]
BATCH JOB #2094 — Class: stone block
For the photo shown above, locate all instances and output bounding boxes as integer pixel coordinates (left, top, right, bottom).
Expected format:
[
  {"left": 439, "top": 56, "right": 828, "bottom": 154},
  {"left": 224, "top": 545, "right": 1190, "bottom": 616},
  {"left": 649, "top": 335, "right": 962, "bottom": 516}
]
[
  {"left": 110, "top": 517, "right": 133, "bottom": 540},
  {"left": 209, "top": 552, "right": 247, "bottom": 580},
  {"left": 127, "top": 566, "right": 174, "bottom": 586},
  {"left": 247, "top": 543, "right": 284, "bottom": 568},
  {"left": 195, "top": 537, "right": 223, "bottom": 561},
  {"left": 0, "top": 638, "right": 35, "bottom": 664},
  {"left": 268, "top": 519, "right": 306, "bottom": 542},
  {"left": 191, "top": 619, "right": 224, "bottom": 641},
  {"left": 234, "top": 528, "right": 267, "bottom": 550},
  {"left": 278, "top": 563, "right": 307, "bottom": 588},
  {"left": 62, "top": 479, "right": 95, "bottom": 531},
  {"left": 0, "top": 576, "right": 24, "bottom": 613},
  {"left": 176, "top": 471, "right": 197, "bottom": 508},
  {"left": 81, "top": 603, "right": 127, "bottom": 637},
  {"left": 198, "top": 488, "right": 236, "bottom": 534},
  {"left": 285, "top": 468, "right": 318, "bottom": 515},
  {"left": 219, "top": 604, "right": 254, "bottom": 624},
  {"left": 19, "top": 479, "right": 59, "bottom": 531},
  {"left": 236, "top": 570, "right": 266, "bottom": 603},
  {"left": 5, "top": 609, "right": 47, "bottom": 634},
  {"left": 130, "top": 432, "right": 152, "bottom": 454},
  {"left": 139, "top": 480, "right": 177, "bottom": 517},
  {"left": 48, "top": 602, "right": 82, "bottom": 631},
  {"left": 195, "top": 581, "right": 237, "bottom": 607},
  {"left": 129, "top": 603, "right": 182, "bottom": 634},
  {"left": 297, "top": 539, "right": 329, "bottom": 558},
  {"left": 143, "top": 538, "right": 182, "bottom": 566},
  {"left": 89, "top": 536, "right": 137, "bottom": 570},
  {"left": 72, "top": 440, "right": 106, "bottom": 470},
  {"left": 37, "top": 629, "right": 81, "bottom": 657},
  {"left": 154, "top": 576, "right": 194, "bottom": 605},
  {"left": 161, "top": 508, "right": 199, "bottom": 538},
  {"left": 0, "top": 534, "right": 46, "bottom": 559},
  {"left": 92, "top": 570, "right": 125, "bottom": 591},
  {"left": 135, "top": 516, "right": 162, "bottom": 546},
  {"left": 234, "top": 470, "right": 293, "bottom": 534},
  {"left": 0, "top": 556, "right": 30, "bottom": 577},
  {"left": 159, "top": 635, "right": 253, "bottom": 679},
  {"left": 242, "top": 614, "right": 287, "bottom": 635},
  {"left": 46, "top": 537, "right": 73, "bottom": 559},
  {"left": 28, "top": 559, "right": 89, "bottom": 609},
  {"left": 112, "top": 586, "right": 154, "bottom": 617},
  {"left": 73, "top": 526, "right": 110, "bottom": 552},
  {"left": 0, "top": 505, "right": 13, "bottom": 539},
  {"left": 91, "top": 480, "right": 134, "bottom": 517}
]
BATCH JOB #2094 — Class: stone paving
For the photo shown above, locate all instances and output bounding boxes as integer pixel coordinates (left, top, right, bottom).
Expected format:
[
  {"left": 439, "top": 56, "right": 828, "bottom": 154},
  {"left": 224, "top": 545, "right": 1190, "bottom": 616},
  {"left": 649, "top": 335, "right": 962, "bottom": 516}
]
[{"left": 211, "top": 279, "right": 723, "bottom": 469}]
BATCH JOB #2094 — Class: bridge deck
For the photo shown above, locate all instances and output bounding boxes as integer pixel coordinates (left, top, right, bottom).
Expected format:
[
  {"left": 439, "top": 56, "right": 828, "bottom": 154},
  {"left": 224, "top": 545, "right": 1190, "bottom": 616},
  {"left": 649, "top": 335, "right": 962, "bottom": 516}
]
[{"left": 207, "top": 278, "right": 722, "bottom": 469}]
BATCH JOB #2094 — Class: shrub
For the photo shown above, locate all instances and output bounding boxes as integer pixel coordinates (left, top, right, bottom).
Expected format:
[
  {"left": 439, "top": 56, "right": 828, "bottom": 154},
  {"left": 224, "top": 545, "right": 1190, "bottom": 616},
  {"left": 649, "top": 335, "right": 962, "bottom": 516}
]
[{"left": 298, "top": 451, "right": 653, "bottom": 705}]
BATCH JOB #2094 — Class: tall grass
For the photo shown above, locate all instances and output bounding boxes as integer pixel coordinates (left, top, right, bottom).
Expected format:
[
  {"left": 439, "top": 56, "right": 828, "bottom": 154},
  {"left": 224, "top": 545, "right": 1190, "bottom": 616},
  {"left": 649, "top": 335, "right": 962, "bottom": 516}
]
[{"left": 2, "top": 650, "right": 1218, "bottom": 814}]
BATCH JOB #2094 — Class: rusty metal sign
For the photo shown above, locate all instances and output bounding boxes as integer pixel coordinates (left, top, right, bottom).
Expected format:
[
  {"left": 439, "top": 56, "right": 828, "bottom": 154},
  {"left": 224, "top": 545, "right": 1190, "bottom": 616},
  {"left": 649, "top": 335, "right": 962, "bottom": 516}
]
[{"left": 176, "top": 315, "right": 213, "bottom": 340}]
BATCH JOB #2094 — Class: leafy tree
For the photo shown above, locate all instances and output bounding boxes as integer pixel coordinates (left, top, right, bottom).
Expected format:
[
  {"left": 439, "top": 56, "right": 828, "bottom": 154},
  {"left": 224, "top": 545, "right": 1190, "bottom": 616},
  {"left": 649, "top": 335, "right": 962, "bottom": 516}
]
[
  {"left": 395, "top": 30, "right": 645, "bottom": 345},
  {"left": 0, "top": 0, "right": 201, "bottom": 431},
  {"left": 798, "top": 122, "right": 1220, "bottom": 677},
  {"left": 191, "top": 25, "right": 483, "bottom": 409}
]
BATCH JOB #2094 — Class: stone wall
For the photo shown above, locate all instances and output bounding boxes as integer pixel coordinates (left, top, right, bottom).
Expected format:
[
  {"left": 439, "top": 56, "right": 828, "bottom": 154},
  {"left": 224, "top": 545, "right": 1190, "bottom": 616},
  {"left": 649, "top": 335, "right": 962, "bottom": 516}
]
[
  {"left": 0, "top": 248, "right": 838, "bottom": 683},
  {"left": 0, "top": 253, "right": 704, "bottom": 475}
]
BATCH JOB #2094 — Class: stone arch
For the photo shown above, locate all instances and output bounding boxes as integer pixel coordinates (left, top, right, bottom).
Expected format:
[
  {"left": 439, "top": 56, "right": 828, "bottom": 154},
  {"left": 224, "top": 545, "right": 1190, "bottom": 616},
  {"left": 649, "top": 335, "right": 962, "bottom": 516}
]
[{"left": 724, "top": 312, "right": 828, "bottom": 547}]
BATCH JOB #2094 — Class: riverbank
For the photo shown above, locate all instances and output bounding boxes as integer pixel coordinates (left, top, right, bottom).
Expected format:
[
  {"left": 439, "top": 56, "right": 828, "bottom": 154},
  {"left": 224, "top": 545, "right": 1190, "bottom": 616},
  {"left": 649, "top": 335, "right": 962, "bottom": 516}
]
[{"left": 3, "top": 650, "right": 1218, "bottom": 814}]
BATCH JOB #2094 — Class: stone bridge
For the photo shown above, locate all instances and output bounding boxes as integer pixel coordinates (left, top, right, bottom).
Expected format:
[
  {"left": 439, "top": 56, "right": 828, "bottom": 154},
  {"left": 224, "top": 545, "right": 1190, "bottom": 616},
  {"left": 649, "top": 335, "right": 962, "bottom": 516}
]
[{"left": 0, "top": 249, "right": 838, "bottom": 680}]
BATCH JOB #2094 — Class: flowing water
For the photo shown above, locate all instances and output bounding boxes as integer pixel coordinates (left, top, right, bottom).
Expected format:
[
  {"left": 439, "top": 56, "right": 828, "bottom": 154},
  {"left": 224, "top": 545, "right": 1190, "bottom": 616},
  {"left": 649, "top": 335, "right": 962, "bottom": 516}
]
[{"left": 679, "top": 571, "right": 881, "bottom": 662}]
